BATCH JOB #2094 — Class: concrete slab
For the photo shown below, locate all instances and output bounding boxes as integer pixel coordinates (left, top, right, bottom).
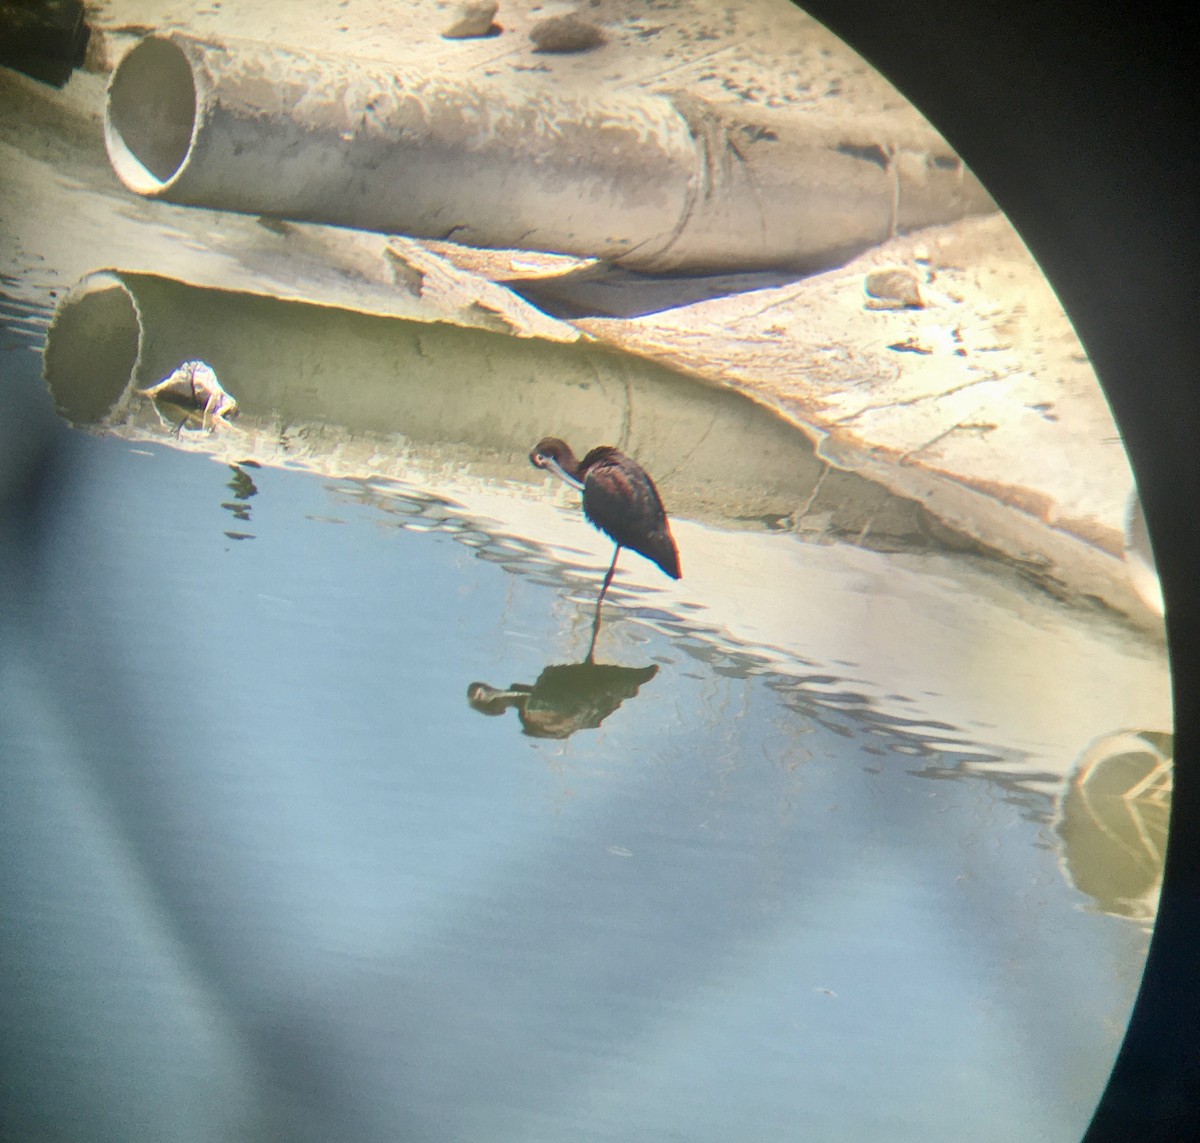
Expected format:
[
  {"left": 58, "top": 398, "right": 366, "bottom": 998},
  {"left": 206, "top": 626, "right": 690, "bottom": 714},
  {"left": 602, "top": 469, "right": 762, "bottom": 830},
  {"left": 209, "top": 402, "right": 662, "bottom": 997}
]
[
  {"left": 3, "top": 0, "right": 1163, "bottom": 634},
  {"left": 564, "top": 215, "right": 1145, "bottom": 622}
]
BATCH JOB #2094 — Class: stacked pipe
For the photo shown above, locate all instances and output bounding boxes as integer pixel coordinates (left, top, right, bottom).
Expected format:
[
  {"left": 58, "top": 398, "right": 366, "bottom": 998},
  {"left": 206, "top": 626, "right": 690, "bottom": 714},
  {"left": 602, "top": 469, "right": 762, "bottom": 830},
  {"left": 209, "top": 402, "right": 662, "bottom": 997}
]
[{"left": 103, "top": 33, "right": 994, "bottom": 275}]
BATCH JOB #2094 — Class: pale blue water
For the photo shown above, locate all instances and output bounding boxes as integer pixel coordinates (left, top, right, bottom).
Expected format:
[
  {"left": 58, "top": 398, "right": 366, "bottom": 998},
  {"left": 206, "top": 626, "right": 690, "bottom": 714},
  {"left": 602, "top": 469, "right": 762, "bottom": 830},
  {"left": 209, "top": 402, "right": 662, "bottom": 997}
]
[{"left": 1, "top": 353, "right": 1153, "bottom": 1143}]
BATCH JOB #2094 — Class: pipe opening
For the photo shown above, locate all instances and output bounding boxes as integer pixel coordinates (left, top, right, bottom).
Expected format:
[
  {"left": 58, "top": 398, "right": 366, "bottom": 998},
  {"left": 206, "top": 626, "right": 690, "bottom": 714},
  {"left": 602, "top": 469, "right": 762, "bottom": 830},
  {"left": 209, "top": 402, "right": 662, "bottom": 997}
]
[
  {"left": 105, "top": 36, "right": 198, "bottom": 193},
  {"left": 43, "top": 273, "right": 143, "bottom": 424}
]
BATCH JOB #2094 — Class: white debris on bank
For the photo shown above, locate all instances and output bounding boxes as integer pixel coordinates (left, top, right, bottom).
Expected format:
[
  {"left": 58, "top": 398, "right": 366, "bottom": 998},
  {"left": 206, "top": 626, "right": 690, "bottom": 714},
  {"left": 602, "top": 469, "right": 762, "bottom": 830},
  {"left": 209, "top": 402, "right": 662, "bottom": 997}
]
[{"left": 140, "top": 360, "right": 238, "bottom": 430}]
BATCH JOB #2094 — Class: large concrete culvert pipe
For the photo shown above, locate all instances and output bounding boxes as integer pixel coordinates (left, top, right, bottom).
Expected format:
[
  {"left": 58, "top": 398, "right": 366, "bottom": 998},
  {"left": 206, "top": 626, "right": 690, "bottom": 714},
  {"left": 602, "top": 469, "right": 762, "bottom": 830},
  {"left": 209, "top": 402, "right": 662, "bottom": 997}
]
[{"left": 104, "top": 33, "right": 994, "bottom": 275}]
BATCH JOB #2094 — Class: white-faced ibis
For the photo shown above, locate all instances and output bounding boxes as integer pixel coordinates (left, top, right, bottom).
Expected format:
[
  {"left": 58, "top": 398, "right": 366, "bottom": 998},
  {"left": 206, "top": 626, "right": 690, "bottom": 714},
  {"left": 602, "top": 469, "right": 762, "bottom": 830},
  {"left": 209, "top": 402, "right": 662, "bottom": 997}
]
[{"left": 530, "top": 438, "right": 681, "bottom": 606}]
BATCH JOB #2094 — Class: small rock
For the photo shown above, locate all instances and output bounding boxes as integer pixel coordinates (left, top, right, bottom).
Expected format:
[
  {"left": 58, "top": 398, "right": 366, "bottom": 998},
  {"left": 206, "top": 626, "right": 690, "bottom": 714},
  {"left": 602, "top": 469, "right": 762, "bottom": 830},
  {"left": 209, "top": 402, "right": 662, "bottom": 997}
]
[
  {"left": 442, "top": 0, "right": 499, "bottom": 40},
  {"left": 864, "top": 266, "right": 924, "bottom": 309},
  {"left": 530, "top": 13, "right": 606, "bottom": 53},
  {"left": 887, "top": 337, "right": 933, "bottom": 355}
]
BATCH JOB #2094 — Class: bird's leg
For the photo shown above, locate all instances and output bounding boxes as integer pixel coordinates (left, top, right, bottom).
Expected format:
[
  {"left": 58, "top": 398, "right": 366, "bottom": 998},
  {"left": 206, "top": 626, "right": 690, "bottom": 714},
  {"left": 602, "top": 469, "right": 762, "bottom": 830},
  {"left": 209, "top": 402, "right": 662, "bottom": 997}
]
[
  {"left": 598, "top": 544, "right": 620, "bottom": 605},
  {"left": 587, "top": 545, "right": 621, "bottom": 662}
]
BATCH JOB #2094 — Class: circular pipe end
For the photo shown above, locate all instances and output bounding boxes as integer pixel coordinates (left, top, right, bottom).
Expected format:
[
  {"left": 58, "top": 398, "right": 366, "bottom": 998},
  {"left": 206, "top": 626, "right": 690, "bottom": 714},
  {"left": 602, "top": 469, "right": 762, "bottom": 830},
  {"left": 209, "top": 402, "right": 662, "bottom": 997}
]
[
  {"left": 43, "top": 273, "right": 144, "bottom": 425},
  {"left": 104, "top": 35, "right": 199, "bottom": 196}
]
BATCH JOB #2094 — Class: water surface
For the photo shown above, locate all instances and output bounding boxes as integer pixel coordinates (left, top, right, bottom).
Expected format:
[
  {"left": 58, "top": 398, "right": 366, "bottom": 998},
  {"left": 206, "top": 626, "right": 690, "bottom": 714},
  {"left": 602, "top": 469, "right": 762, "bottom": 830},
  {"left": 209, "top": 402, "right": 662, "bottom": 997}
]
[
  {"left": 0, "top": 31, "right": 1174, "bottom": 1140},
  {"left": 1, "top": 301, "right": 1169, "bottom": 1140}
]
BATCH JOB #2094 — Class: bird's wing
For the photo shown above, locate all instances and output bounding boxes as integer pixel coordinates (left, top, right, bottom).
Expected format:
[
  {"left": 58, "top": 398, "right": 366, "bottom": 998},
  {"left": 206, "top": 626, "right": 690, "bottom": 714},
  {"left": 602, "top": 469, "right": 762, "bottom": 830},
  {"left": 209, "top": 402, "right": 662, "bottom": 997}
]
[{"left": 583, "top": 460, "right": 666, "bottom": 548}]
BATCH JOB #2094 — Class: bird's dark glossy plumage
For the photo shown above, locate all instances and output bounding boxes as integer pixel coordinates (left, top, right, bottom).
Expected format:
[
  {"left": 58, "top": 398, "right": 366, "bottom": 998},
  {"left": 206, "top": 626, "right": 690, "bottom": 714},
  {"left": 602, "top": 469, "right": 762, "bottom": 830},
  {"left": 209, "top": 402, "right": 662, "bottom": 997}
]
[{"left": 530, "top": 437, "right": 681, "bottom": 581}]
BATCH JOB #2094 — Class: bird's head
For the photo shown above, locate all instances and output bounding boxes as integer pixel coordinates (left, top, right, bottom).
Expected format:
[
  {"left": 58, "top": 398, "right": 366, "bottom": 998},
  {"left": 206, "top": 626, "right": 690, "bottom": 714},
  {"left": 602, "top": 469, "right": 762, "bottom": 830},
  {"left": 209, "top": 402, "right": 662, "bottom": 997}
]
[
  {"left": 530, "top": 437, "right": 570, "bottom": 470},
  {"left": 530, "top": 437, "right": 585, "bottom": 490}
]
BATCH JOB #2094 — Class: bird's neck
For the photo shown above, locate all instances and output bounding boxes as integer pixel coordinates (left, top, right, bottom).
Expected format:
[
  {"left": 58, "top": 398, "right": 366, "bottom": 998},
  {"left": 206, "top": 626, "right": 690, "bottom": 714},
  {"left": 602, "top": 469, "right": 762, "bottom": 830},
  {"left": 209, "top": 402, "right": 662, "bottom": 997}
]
[{"left": 544, "top": 453, "right": 585, "bottom": 491}]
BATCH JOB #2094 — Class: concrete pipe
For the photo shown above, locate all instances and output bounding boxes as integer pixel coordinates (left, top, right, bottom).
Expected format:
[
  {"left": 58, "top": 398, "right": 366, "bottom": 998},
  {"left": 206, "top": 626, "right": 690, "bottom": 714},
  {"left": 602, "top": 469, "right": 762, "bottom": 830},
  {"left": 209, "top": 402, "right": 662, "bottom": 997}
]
[
  {"left": 104, "top": 33, "right": 994, "bottom": 274},
  {"left": 41, "top": 270, "right": 932, "bottom": 540},
  {"left": 41, "top": 268, "right": 830, "bottom": 503}
]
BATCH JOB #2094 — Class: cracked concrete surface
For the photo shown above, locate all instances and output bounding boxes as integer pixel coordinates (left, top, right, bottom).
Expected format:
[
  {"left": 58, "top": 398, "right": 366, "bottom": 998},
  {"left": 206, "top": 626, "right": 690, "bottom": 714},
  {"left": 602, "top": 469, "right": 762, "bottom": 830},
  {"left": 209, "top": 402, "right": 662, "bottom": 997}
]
[
  {"left": 569, "top": 212, "right": 1146, "bottom": 622},
  {"left": 6, "top": 0, "right": 1161, "bottom": 632}
]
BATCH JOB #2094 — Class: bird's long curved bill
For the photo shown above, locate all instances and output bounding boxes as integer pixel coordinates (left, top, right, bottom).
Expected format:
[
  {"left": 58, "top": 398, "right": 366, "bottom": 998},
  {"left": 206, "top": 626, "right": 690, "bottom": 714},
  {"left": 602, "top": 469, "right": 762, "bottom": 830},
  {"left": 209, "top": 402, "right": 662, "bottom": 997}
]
[{"left": 539, "top": 454, "right": 585, "bottom": 491}]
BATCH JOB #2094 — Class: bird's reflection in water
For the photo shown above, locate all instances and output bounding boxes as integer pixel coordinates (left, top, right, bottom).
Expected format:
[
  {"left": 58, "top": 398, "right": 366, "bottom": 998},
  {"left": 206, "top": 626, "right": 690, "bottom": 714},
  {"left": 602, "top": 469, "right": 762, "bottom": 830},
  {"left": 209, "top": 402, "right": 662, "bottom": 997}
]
[
  {"left": 467, "top": 661, "right": 659, "bottom": 739},
  {"left": 221, "top": 461, "right": 260, "bottom": 541},
  {"left": 475, "top": 436, "right": 671, "bottom": 736}
]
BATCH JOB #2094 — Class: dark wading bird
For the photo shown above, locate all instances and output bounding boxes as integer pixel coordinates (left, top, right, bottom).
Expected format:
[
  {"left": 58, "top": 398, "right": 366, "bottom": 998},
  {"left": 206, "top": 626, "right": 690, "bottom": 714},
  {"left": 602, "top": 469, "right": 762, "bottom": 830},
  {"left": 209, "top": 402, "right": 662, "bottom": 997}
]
[{"left": 530, "top": 437, "right": 680, "bottom": 656}]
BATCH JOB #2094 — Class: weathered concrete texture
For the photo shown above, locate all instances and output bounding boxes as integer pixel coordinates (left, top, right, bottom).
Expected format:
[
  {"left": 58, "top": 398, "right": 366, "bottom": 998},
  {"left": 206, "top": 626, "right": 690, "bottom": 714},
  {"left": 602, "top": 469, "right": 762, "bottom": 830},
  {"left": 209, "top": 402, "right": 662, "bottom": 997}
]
[
  {"left": 565, "top": 215, "right": 1143, "bottom": 619},
  {"left": 11, "top": 0, "right": 1158, "bottom": 632},
  {"left": 97, "top": 17, "right": 988, "bottom": 273},
  {"left": 81, "top": 0, "right": 928, "bottom": 124},
  {"left": 416, "top": 208, "right": 1150, "bottom": 626},
  {"left": 0, "top": 63, "right": 580, "bottom": 341}
]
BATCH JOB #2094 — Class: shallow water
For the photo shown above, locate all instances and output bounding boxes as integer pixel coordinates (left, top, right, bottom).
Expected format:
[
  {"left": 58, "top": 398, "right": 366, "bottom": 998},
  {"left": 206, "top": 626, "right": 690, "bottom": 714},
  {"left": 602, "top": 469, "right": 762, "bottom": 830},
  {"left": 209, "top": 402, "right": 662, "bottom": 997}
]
[{"left": 1, "top": 291, "right": 1172, "bottom": 1141}]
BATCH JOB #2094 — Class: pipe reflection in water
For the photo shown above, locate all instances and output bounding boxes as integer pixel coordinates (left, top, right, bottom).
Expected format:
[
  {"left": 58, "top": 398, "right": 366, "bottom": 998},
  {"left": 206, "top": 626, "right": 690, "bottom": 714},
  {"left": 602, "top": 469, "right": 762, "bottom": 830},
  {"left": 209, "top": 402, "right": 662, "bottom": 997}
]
[
  {"left": 1054, "top": 730, "right": 1173, "bottom": 924},
  {"left": 468, "top": 662, "right": 659, "bottom": 740}
]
